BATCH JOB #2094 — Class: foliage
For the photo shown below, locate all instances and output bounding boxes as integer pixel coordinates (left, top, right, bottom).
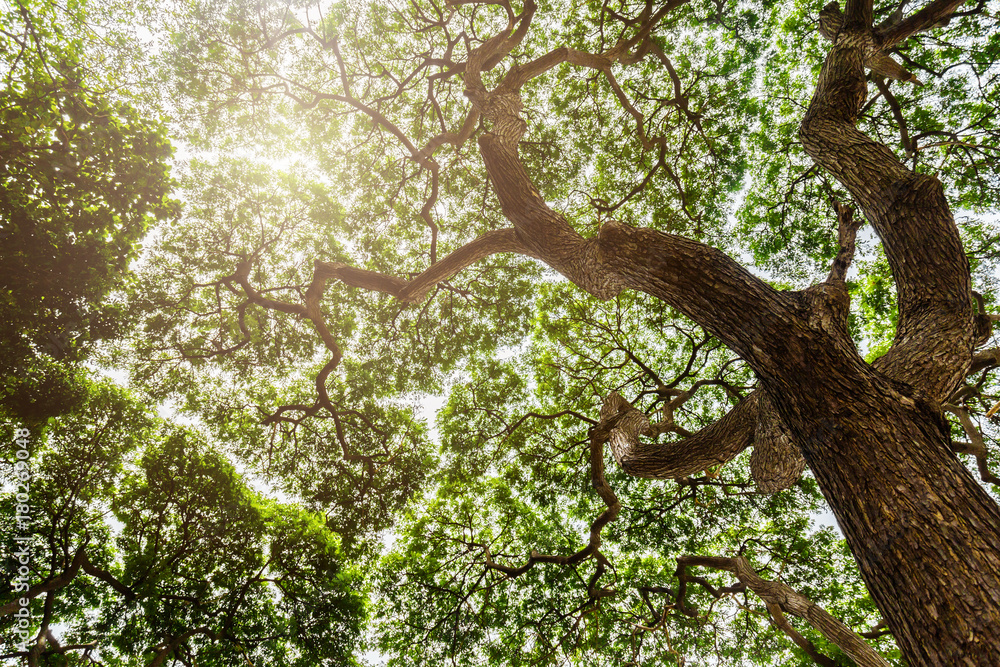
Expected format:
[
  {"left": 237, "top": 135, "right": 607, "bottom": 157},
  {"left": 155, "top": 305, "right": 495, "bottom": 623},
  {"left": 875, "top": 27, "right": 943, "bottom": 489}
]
[
  {"left": 0, "top": 0, "right": 177, "bottom": 422},
  {"left": 0, "top": 381, "right": 365, "bottom": 665}
]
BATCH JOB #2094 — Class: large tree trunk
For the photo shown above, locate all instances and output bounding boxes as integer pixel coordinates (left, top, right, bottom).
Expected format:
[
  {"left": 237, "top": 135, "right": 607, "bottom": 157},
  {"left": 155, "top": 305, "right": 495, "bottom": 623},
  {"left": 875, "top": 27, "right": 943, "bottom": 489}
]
[
  {"left": 790, "top": 4, "right": 1000, "bottom": 660},
  {"left": 766, "top": 341, "right": 1000, "bottom": 664}
]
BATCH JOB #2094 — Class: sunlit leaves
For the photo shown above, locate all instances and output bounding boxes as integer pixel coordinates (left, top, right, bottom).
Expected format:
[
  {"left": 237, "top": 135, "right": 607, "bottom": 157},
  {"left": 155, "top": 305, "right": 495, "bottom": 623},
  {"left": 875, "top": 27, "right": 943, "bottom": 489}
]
[
  {"left": 0, "top": 384, "right": 366, "bottom": 664},
  {"left": 0, "top": 0, "right": 177, "bottom": 422}
]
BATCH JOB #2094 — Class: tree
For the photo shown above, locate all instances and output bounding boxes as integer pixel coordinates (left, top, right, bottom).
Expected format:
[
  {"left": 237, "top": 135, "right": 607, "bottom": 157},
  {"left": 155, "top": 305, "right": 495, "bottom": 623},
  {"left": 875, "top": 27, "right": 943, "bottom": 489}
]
[
  {"left": 0, "top": 383, "right": 366, "bottom": 665},
  {"left": 91, "top": 0, "right": 1000, "bottom": 664},
  {"left": 0, "top": 0, "right": 177, "bottom": 421}
]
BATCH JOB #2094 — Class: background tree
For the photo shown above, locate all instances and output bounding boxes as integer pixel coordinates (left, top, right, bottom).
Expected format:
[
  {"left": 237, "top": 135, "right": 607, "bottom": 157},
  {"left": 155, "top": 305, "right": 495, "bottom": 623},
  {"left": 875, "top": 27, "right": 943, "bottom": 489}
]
[
  {"left": 0, "top": 383, "right": 366, "bottom": 665},
  {"left": 0, "top": 0, "right": 177, "bottom": 421}
]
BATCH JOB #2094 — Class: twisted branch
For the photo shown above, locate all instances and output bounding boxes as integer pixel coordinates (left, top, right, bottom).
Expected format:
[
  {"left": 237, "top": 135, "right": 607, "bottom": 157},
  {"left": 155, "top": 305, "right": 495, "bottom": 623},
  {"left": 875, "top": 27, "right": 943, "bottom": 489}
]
[
  {"left": 484, "top": 397, "right": 626, "bottom": 599},
  {"left": 599, "top": 391, "right": 755, "bottom": 480},
  {"left": 676, "top": 554, "right": 892, "bottom": 667}
]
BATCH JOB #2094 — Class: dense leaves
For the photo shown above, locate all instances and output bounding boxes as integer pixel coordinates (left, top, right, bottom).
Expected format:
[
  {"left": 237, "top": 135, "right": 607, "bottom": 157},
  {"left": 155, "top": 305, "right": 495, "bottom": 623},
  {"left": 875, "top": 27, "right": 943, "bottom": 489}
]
[
  {"left": 0, "top": 383, "right": 365, "bottom": 665},
  {"left": 0, "top": 0, "right": 177, "bottom": 421}
]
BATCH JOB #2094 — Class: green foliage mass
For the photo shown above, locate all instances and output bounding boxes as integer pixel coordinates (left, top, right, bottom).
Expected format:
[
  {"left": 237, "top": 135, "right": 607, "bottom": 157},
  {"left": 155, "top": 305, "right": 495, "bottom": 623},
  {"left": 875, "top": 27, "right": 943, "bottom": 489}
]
[
  {"left": 0, "top": 0, "right": 178, "bottom": 422},
  {"left": 1, "top": 382, "right": 366, "bottom": 665}
]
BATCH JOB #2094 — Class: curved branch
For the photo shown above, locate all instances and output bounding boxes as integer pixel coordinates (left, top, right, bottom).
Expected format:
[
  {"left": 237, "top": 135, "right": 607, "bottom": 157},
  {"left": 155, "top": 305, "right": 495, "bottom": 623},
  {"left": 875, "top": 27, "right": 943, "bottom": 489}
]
[
  {"left": 763, "top": 601, "right": 840, "bottom": 667},
  {"left": 600, "top": 391, "right": 757, "bottom": 479},
  {"left": 465, "top": 10, "right": 814, "bottom": 376},
  {"left": 81, "top": 553, "right": 135, "bottom": 601},
  {"left": 801, "top": 6, "right": 974, "bottom": 400},
  {"left": 677, "top": 554, "right": 892, "bottom": 667},
  {"left": 971, "top": 347, "right": 1000, "bottom": 375},
  {"left": 474, "top": 132, "right": 803, "bottom": 372},
  {"left": 876, "top": 0, "right": 968, "bottom": 50},
  {"left": 485, "top": 405, "right": 622, "bottom": 598},
  {"left": 944, "top": 403, "right": 1000, "bottom": 487},
  {"left": 233, "top": 261, "right": 306, "bottom": 318},
  {"left": 238, "top": 229, "right": 549, "bottom": 467},
  {"left": 0, "top": 543, "right": 86, "bottom": 618},
  {"left": 872, "top": 76, "right": 913, "bottom": 158},
  {"left": 314, "top": 228, "right": 542, "bottom": 303},
  {"left": 462, "top": 0, "right": 537, "bottom": 96}
]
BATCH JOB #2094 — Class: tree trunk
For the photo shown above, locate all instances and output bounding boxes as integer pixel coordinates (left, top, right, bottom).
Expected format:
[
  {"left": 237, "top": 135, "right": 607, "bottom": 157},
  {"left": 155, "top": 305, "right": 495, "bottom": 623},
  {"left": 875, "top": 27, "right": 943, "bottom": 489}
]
[
  {"left": 768, "top": 348, "right": 1000, "bottom": 664},
  {"left": 788, "top": 4, "right": 1000, "bottom": 660}
]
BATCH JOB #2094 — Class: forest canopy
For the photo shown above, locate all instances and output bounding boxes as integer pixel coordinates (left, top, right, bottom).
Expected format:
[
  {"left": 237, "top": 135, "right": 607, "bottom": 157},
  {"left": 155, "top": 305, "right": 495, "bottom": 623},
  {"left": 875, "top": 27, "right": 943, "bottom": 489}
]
[{"left": 2, "top": 0, "right": 1000, "bottom": 664}]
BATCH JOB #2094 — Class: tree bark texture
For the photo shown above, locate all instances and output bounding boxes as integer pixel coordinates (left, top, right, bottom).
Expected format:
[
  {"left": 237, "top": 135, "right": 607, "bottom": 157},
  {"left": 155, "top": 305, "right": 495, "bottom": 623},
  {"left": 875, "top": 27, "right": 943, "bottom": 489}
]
[
  {"left": 460, "top": 1, "right": 1000, "bottom": 663},
  {"left": 788, "top": 4, "right": 1000, "bottom": 662},
  {"left": 677, "top": 554, "right": 891, "bottom": 667}
]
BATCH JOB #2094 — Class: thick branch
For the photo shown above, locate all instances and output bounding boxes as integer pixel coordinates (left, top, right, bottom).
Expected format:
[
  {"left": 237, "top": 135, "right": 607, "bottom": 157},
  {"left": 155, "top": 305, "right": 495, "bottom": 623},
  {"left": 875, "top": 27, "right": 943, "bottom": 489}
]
[
  {"left": 876, "top": 0, "right": 968, "bottom": 49},
  {"left": 827, "top": 199, "right": 863, "bottom": 283},
  {"left": 314, "top": 228, "right": 542, "bottom": 303},
  {"left": 750, "top": 391, "right": 807, "bottom": 493},
  {"left": 459, "top": 0, "right": 837, "bottom": 381},
  {"left": 818, "top": 3, "right": 922, "bottom": 85},
  {"left": 972, "top": 347, "right": 1000, "bottom": 375},
  {"left": 599, "top": 391, "right": 757, "bottom": 479},
  {"left": 677, "top": 555, "right": 891, "bottom": 667},
  {"left": 801, "top": 8, "right": 974, "bottom": 400},
  {"left": 81, "top": 554, "right": 135, "bottom": 601},
  {"left": 603, "top": 385, "right": 807, "bottom": 492},
  {"left": 476, "top": 121, "right": 806, "bottom": 370}
]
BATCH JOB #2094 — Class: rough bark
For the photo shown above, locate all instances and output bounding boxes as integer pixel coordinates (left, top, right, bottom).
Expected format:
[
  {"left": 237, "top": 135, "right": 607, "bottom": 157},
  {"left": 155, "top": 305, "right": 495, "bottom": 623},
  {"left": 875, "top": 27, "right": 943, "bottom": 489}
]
[
  {"left": 787, "top": 3, "right": 1000, "bottom": 662},
  {"left": 600, "top": 391, "right": 757, "bottom": 479},
  {"left": 750, "top": 391, "right": 807, "bottom": 493},
  {"left": 678, "top": 554, "right": 891, "bottom": 667}
]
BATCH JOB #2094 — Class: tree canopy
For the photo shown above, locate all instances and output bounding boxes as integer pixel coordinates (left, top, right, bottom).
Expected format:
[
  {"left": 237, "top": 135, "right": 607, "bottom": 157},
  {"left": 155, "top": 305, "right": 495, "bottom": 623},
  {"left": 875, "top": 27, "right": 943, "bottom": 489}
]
[
  {"left": 0, "top": 0, "right": 178, "bottom": 421},
  {"left": 3, "top": 0, "right": 1000, "bottom": 664}
]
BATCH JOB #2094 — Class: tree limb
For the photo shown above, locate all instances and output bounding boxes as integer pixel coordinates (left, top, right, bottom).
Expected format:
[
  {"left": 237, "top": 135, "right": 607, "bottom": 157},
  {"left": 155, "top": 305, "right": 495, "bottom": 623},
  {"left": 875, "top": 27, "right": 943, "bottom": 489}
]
[
  {"left": 801, "top": 3, "right": 974, "bottom": 400},
  {"left": 818, "top": 2, "right": 922, "bottom": 85},
  {"left": 484, "top": 403, "right": 622, "bottom": 598},
  {"left": 944, "top": 403, "right": 1000, "bottom": 487},
  {"left": 598, "top": 391, "right": 757, "bottom": 480},
  {"left": 81, "top": 553, "right": 135, "bottom": 601},
  {"left": 876, "top": 0, "right": 968, "bottom": 50},
  {"left": 677, "top": 554, "right": 892, "bottom": 667},
  {"left": 0, "top": 543, "right": 86, "bottom": 618},
  {"left": 313, "top": 228, "right": 542, "bottom": 303}
]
